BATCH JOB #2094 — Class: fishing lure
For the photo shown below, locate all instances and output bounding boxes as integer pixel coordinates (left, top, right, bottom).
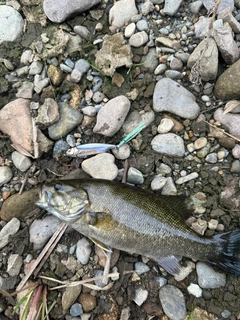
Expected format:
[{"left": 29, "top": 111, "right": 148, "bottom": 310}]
[{"left": 66, "top": 122, "right": 146, "bottom": 158}]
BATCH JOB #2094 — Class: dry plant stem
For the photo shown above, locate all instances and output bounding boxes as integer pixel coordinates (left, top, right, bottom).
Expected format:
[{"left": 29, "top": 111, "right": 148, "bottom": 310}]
[
  {"left": 204, "top": 120, "right": 240, "bottom": 143},
  {"left": 102, "top": 251, "right": 112, "bottom": 285},
  {"left": 16, "top": 223, "right": 67, "bottom": 291},
  {"left": 19, "top": 167, "right": 32, "bottom": 194},
  {"left": 33, "top": 223, "right": 68, "bottom": 278},
  {"left": 32, "top": 117, "right": 39, "bottom": 159}
]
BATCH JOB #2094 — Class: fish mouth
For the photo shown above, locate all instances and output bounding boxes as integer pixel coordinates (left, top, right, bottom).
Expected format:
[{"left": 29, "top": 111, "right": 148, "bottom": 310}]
[{"left": 35, "top": 185, "right": 88, "bottom": 223}]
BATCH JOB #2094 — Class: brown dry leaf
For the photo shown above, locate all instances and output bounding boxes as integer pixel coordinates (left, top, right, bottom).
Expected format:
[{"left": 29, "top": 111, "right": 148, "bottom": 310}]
[
  {"left": 223, "top": 100, "right": 240, "bottom": 115},
  {"left": 11, "top": 143, "right": 35, "bottom": 158}
]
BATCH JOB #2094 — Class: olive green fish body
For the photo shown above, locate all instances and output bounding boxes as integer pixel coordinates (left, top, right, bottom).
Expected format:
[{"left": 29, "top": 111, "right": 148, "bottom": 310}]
[{"left": 36, "top": 179, "right": 240, "bottom": 276}]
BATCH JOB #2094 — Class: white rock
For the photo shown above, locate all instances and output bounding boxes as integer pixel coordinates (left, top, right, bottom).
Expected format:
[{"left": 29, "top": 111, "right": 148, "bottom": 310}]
[
  {"left": 125, "top": 23, "right": 136, "bottom": 38},
  {"left": 157, "top": 118, "right": 174, "bottom": 133},
  {"left": 133, "top": 287, "right": 148, "bottom": 306},
  {"left": 76, "top": 238, "right": 92, "bottom": 265},
  {"left": 112, "top": 144, "right": 131, "bottom": 160},
  {"left": 151, "top": 176, "right": 167, "bottom": 191},
  {"left": 109, "top": 0, "right": 138, "bottom": 29},
  {"left": 0, "top": 5, "right": 24, "bottom": 44},
  {"left": 82, "top": 153, "right": 118, "bottom": 180},
  {"left": 0, "top": 166, "right": 13, "bottom": 186},
  {"left": 175, "top": 172, "right": 199, "bottom": 184},
  {"left": 129, "top": 31, "right": 149, "bottom": 47},
  {"left": 187, "top": 283, "right": 202, "bottom": 298},
  {"left": 7, "top": 254, "right": 23, "bottom": 277},
  {"left": 0, "top": 218, "right": 20, "bottom": 249}
]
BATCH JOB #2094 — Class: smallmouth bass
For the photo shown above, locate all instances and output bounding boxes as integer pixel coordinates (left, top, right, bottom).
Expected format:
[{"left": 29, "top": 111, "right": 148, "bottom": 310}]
[{"left": 35, "top": 179, "right": 240, "bottom": 275}]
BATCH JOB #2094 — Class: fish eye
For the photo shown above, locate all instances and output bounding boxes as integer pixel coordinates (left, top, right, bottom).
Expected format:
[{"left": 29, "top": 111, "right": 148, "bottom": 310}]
[{"left": 54, "top": 184, "right": 63, "bottom": 191}]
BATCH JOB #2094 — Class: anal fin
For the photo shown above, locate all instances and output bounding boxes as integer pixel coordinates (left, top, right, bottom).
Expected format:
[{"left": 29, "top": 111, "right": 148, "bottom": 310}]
[{"left": 156, "top": 255, "right": 182, "bottom": 275}]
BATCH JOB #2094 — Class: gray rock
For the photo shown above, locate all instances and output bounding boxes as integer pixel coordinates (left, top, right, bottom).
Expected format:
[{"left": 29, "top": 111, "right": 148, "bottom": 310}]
[
  {"left": 30, "top": 216, "right": 62, "bottom": 250},
  {"left": 151, "top": 176, "right": 167, "bottom": 191},
  {"left": 127, "top": 167, "right": 144, "bottom": 184},
  {"left": 129, "top": 31, "right": 149, "bottom": 47},
  {"left": 141, "top": 0, "right": 155, "bottom": 15},
  {"left": 70, "top": 303, "right": 83, "bottom": 317},
  {"left": 187, "top": 37, "right": 218, "bottom": 81},
  {"left": 154, "top": 64, "right": 167, "bottom": 75},
  {"left": 74, "top": 59, "right": 90, "bottom": 73},
  {"left": 81, "top": 106, "right": 97, "bottom": 117},
  {"left": 133, "top": 287, "right": 149, "bottom": 306},
  {"left": 94, "top": 269, "right": 106, "bottom": 288},
  {"left": 92, "top": 91, "right": 105, "bottom": 103},
  {"left": 165, "top": 70, "right": 183, "bottom": 80},
  {"left": 20, "top": 50, "right": 33, "bottom": 65},
  {"left": 43, "top": 0, "right": 101, "bottom": 23},
  {"left": 151, "top": 133, "right": 185, "bottom": 157},
  {"left": 34, "top": 78, "right": 50, "bottom": 94},
  {"left": 53, "top": 139, "right": 70, "bottom": 157},
  {"left": 11, "top": 151, "right": 32, "bottom": 172},
  {"left": 16, "top": 81, "right": 34, "bottom": 99},
  {"left": 0, "top": 5, "right": 24, "bottom": 44},
  {"left": 82, "top": 153, "right": 118, "bottom": 180},
  {"left": 212, "top": 25, "right": 240, "bottom": 65},
  {"left": 109, "top": 0, "right": 138, "bottom": 30},
  {"left": 163, "top": 0, "right": 184, "bottom": 16},
  {"left": 214, "top": 108, "right": 240, "bottom": 139},
  {"left": 161, "top": 177, "right": 177, "bottom": 195},
  {"left": 48, "top": 102, "right": 82, "bottom": 140},
  {"left": 35, "top": 98, "right": 59, "bottom": 126},
  {"left": 136, "top": 20, "right": 148, "bottom": 31},
  {"left": 189, "top": 1, "right": 203, "bottom": 14},
  {"left": 112, "top": 144, "right": 131, "bottom": 160},
  {"left": 135, "top": 262, "right": 150, "bottom": 275},
  {"left": 93, "top": 95, "right": 130, "bottom": 137},
  {"left": 205, "top": 153, "right": 218, "bottom": 164},
  {"left": 159, "top": 285, "right": 186, "bottom": 320},
  {"left": 194, "top": 16, "right": 212, "bottom": 38},
  {"left": 202, "top": 0, "right": 234, "bottom": 13},
  {"left": 175, "top": 172, "right": 199, "bottom": 184},
  {"left": 62, "top": 285, "right": 82, "bottom": 311},
  {"left": 153, "top": 78, "right": 200, "bottom": 119},
  {"left": 0, "top": 218, "right": 20, "bottom": 249},
  {"left": 230, "top": 160, "right": 240, "bottom": 173},
  {"left": 74, "top": 25, "right": 91, "bottom": 40},
  {"left": 196, "top": 262, "right": 226, "bottom": 288},
  {"left": 140, "top": 48, "right": 158, "bottom": 73},
  {"left": 7, "top": 254, "right": 23, "bottom": 277},
  {"left": 29, "top": 61, "right": 43, "bottom": 75},
  {"left": 76, "top": 238, "right": 92, "bottom": 265},
  {"left": 0, "top": 166, "right": 13, "bottom": 187}
]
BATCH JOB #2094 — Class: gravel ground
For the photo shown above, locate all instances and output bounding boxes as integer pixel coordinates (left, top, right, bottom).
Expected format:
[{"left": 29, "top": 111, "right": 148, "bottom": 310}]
[{"left": 1, "top": 0, "right": 240, "bottom": 319}]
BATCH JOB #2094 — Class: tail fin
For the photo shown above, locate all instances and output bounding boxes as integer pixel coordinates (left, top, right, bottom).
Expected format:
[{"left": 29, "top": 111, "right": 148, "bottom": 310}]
[{"left": 208, "top": 230, "right": 240, "bottom": 276}]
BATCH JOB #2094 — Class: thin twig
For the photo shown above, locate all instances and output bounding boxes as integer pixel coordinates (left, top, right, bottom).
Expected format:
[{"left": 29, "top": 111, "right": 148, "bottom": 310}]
[
  {"left": 102, "top": 251, "right": 112, "bottom": 285},
  {"left": 19, "top": 167, "right": 32, "bottom": 194},
  {"left": 204, "top": 120, "right": 240, "bottom": 143},
  {"left": 33, "top": 223, "right": 68, "bottom": 278},
  {"left": 32, "top": 117, "right": 39, "bottom": 159},
  {"left": 16, "top": 223, "right": 67, "bottom": 291}
]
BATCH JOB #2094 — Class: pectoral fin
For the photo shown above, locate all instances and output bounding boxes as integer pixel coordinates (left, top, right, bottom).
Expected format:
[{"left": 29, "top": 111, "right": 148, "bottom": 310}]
[
  {"left": 156, "top": 255, "right": 182, "bottom": 275},
  {"left": 89, "top": 237, "right": 112, "bottom": 253}
]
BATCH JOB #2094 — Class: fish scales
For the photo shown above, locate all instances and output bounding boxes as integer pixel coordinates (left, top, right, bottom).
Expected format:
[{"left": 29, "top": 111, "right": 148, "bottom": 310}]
[{"left": 35, "top": 179, "right": 240, "bottom": 276}]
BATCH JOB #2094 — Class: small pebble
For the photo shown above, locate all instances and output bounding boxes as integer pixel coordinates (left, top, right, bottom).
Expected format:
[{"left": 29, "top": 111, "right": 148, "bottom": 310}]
[
  {"left": 196, "top": 262, "right": 226, "bottom": 289},
  {"left": 187, "top": 283, "right": 202, "bottom": 298},
  {"left": 135, "top": 262, "right": 150, "bottom": 275},
  {"left": 0, "top": 166, "right": 13, "bottom": 186},
  {"left": 157, "top": 118, "right": 174, "bottom": 133},
  {"left": 133, "top": 287, "right": 148, "bottom": 306},
  {"left": 70, "top": 303, "right": 83, "bottom": 317},
  {"left": 11, "top": 151, "right": 32, "bottom": 172},
  {"left": 205, "top": 153, "right": 218, "bottom": 163},
  {"left": 76, "top": 238, "right": 92, "bottom": 265},
  {"left": 151, "top": 176, "right": 167, "bottom": 191},
  {"left": 127, "top": 167, "right": 144, "bottom": 184}
]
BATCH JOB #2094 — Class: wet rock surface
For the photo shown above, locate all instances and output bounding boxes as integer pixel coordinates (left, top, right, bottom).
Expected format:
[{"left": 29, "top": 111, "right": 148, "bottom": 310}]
[{"left": 1, "top": 0, "right": 240, "bottom": 319}]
